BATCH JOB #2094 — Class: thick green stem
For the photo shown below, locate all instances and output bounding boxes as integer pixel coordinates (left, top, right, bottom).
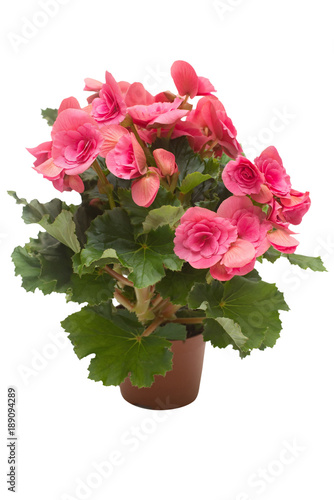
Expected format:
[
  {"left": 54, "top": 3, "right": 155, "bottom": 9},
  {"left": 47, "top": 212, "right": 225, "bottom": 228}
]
[
  {"left": 92, "top": 160, "right": 115, "bottom": 209},
  {"left": 134, "top": 286, "right": 154, "bottom": 322}
]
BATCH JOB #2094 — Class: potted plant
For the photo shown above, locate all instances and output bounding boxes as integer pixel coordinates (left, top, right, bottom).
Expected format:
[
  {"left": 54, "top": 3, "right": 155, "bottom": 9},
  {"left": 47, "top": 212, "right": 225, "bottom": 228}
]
[{"left": 10, "top": 60, "right": 326, "bottom": 410}]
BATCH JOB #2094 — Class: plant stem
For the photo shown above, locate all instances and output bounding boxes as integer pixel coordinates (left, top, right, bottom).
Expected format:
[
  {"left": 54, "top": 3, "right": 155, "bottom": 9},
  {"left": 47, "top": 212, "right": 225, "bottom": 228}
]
[
  {"left": 104, "top": 266, "right": 134, "bottom": 287},
  {"left": 141, "top": 316, "right": 165, "bottom": 337},
  {"left": 114, "top": 289, "right": 134, "bottom": 311},
  {"left": 92, "top": 160, "right": 115, "bottom": 209}
]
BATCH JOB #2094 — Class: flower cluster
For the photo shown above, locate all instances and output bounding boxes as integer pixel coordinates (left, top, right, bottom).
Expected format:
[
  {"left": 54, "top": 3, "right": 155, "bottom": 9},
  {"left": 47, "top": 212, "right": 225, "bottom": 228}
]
[
  {"left": 27, "top": 60, "right": 311, "bottom": 282},
  {"left": 174, "top": 145, "right": 310, "bottom": 280}
]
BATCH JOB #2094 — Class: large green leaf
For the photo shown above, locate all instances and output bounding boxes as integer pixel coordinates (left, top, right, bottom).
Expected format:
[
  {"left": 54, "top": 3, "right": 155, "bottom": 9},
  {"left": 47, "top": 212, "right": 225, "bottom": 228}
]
[
  {"left": 153, "top": 323, "right": 187, "bottom": 340},
  {"left": 41, "top": 108, "right": 58, "bottom": 126},
  {"left": 156, "top": 264, "right": 208, "bottom": 306},
  {"left": 11, "top": 245, "right": 56, "bottom": 294},
  {"left": 189, "top": 278, "right": 289, "bottom": 352},
  {"left": 114, "top": 225, "right": 183, "bottom": 288},
  {"left": 179, "top": 172, "right": 212, "bottom": 194},
  {"left": 62, "top": 307, "right": 173, "bottom": 387}
]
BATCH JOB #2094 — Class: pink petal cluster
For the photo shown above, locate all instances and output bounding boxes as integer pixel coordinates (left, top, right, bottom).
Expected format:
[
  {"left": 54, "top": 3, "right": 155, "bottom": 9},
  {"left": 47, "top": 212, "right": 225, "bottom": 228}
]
[{"left": 91, "top": 71, "right": 127, "bottom": 126}]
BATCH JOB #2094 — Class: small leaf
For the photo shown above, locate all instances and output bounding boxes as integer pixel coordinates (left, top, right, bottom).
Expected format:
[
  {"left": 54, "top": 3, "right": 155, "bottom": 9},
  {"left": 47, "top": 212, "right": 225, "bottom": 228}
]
[
  {"left": 180, "top": 172, "right": 212, "bottom": 194},
  {"left": 39, "top": 211, "right": 81, "bottom": 254},
  {"left": 284, "top": 253, "right": 327, "bottom": 272},
  {"left": 142, "top": 205, "right": 184, "bottom": 233},
  {"left": 41, "top": 108, "right": 58, "bottom": 126}
]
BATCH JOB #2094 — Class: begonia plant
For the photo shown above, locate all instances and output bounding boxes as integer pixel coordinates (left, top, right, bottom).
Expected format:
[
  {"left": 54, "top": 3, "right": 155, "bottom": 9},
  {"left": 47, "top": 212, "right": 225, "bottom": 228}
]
[{"left": 10, "top": 60, "right": 326, "bottom": 388}]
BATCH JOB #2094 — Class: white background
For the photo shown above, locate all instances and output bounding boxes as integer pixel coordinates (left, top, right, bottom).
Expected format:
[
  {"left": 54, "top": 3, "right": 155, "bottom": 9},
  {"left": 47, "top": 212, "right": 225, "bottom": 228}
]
[{"left": 1, "top": 1, "right": 333, "bottom": 499}]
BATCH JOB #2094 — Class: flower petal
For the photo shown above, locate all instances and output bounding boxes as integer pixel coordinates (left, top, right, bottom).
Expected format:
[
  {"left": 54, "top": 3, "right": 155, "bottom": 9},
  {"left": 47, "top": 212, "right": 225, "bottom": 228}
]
[
  {"left": 171, "top": 60, "right": 199, "bottom": 98},
  {"left": 222, "top": 238, "right": 256, "bottom": 268},
  {"left": 131, "top": 170, "right": 160, "bottom": 207},
  {"left": 58, "top": 97, "right": 81, "bottom": 114},
  {"left": 99, "top": 125, "right": 128, "bottom": 157}
]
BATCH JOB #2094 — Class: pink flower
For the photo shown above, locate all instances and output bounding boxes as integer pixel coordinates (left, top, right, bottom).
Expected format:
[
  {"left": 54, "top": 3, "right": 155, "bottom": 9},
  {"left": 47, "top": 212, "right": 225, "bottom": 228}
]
[
  {"left": 131, "top": 169, "right": 160, "bottom": 207},
  {"left": 185, "top": 96, "right": 242, "bottom": 158},
  {"left": 51, "top": 109, "right": 103, "bottom": 175},
  {"left": 210, "top": 256, "right": 256, "bottom": 281},
  {"left": 27, "top": 141, "right": 52, "bottom": 167},
  {"left": 217, "top": 196, "right": 272, "bottom": 257},
  {"left": 99, "top": 125, "right": 128, "bottom": 157},
  {"left": 267, "top": 227, "right": 299, "bottom": 253},
  {"left": 254, "top": 146, "right": 291, "bottom": 197},
  {"left": 222, "top": 156, "right": 264, "bottom": 195},
  {"left": 106, "top": 132, "right": 147, "bottom": 179},
  {"left": 174, "top": 207, "right": 238, "bottom": 269},
  {"left": 153, "top": 149, "right": 178, "bottom": 177},
  {"left": 91, "top": 71, "right": 127, "bottom": 126},
  {"left": 127, "top": 98, "right": 189, "bottom": 128},
  {"left": 280, "top": 189, "right": 311, "bottom": 225},
  {"left": 171, "top": 60, "right": 216, "bottom": 98}
]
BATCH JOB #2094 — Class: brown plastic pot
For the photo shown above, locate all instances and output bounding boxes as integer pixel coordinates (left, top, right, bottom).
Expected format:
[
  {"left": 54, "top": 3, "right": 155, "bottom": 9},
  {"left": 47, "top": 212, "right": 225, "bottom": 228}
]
[{"left": 120, "top": 333, "right": 206, "bottom": 410}]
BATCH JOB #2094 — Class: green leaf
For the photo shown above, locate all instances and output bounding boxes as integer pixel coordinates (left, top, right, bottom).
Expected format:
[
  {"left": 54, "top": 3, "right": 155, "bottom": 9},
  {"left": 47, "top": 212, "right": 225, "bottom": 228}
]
[
  {"left": 179, "top": 172, "right": 212, "bottom": 194},
  {"left": 156, "top": 264, "right": 208, "bottom": 306},
  {"left": 11, "top": 232, "right": 73, "bottom": 295},
  {"left": 39, "top": 211, "right": 81, "bottom": 254},
  {"left": 79, "top": 208, "right": 132, "bottom": 271},
  {"left": 62, "top": 307, "right": 173, "bottom": 387},
  {"left": 72, "top": 249, "right": 118, "bottom": 276},
  {"left": 11, "top": 245, "right": 56, "bottom": 294},
  {"left": 118, "top": 187, "right": 180, "bottom": 236},
  {"left": 202, "top": 318, "right": 248, "bottom": 353},
  {"left": 259, "top": 247, "right": 282, "bottom": 263},
  {"left": 67, "top": 273, "right": 115, "bottom": 305},
  {"left": 114, "top": 225, "right": 183, "bottom": 288},
  {"left": 9, "top": 193, "right": 80, "bottom": 253},
  {"left": 142, "top": 205, "right": 184, "bottom": 233},
  {"left": 284, "top": 253, "right": 327, "bottom": 272},
  {"left": 41, "top": 108, "right": 58, "bottom": 126},
  {"left": 189, "top": 278, "right": 289, "bottom": 351},
  {"left": 154, "top": 323, "right": 187, "bottom": 340}
]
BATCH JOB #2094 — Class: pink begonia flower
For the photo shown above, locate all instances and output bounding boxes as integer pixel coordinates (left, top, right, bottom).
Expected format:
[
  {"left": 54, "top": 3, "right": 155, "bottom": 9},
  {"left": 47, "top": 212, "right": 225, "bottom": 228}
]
[
  {"left": 254, "top": 146, "right": 291, "bottom": 197},
  {"left": 222, "top": 156, "right": 264, "bottom": 196},
  {"left": 171, "top": 60, "right": 216, "bottom": 98},
  {"left": 153, "top": 149, "right": 178, "bottom": 177},
  {"left": 51, "top": 108, "right": 103, "bottom": 175},
  {"left": 280, "top": 189, "right": 311, "bottom": 225},
  {"left": 125, "top": 82, "right": 154, "bottom": 106},
  {"left": 185, "top": 96, "right": 242, "bottom": 158},
  {"left": 210, "top": 256, "right": 256, "bottom": 281},
  {"left": 106, "top": 132, "right": 147, "bottom": 179},
  {"left": 91, "top": 71, "right": 127, "bottom": 126},
  {"left": 99, "top": 125, "right": 128, "bottom": 157},
  {"left": 131, "top": 169, "right": 160, "bottom": 207},
  {"left": 267, "top": 227, "right": 299, "bottom": 253},
  {"left": 127, "top": 98, "right": 189, "bottom": 128},
  {"left": 174, "top": 207, "right": 238, "bottom": 269},
  {"left": 27, "top": 141, "right": 52, "bottom": 167},
  {"left": 217, "top": 196, "right": 272, "bottom": 257}
]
